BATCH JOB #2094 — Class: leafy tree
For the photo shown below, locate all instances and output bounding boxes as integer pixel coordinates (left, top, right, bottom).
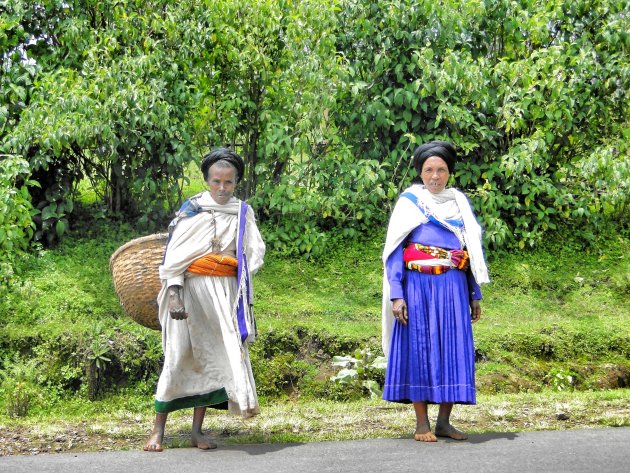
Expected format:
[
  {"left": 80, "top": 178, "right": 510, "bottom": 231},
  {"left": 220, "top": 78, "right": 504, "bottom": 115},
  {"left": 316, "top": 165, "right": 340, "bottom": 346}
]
[
  {"left": 2, "top": 0, "right": 198, "bottom": 240},
  {"left": 1, "top": 0, "right": 627, "bottom": 253},
  {"left": 335, "top": 0, "right": 629, "bottom": 248},
  {"left": 185, "top": 0, "right": 382, "bottom": 253}
]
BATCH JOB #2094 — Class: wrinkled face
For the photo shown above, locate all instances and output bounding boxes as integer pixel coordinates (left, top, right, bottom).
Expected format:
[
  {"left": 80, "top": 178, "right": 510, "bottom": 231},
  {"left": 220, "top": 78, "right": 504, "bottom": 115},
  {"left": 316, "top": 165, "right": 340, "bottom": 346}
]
[
  {"left": 207, "top": 164, "right": 237, "bottom": 205},
  {"left": 421, "top": 156, "right": 450, "bottom": 194}
]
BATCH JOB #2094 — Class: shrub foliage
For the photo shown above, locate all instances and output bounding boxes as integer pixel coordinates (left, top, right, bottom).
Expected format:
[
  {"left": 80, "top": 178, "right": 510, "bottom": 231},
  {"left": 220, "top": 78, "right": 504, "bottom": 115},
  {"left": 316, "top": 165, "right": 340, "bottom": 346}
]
[
  {"left": 0, "top": 155, "right": 37, "bottom": 284},
  {"left": 1, "top": 0, "right": 628, "bottom": 263}
]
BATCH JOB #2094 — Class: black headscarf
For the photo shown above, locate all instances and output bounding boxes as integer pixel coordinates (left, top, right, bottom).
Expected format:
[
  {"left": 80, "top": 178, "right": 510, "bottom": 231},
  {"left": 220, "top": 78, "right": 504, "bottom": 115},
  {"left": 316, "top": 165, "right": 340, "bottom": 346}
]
[
  {"left": 200, "top": 148, "right": 245, "bottom": 183},
  {"left": 412, "top": 140, "right": 457, "bottom": 175}
]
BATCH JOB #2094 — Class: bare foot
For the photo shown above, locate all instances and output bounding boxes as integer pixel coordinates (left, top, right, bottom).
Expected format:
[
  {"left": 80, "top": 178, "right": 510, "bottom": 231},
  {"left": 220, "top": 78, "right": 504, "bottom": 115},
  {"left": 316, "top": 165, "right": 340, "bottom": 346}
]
[
  {"left": 435, "top": 423, "right": 468, "bottom": 440},
  {"left": 414, "top": 422, "right": 437, "bottom": 442},
  {"left": 144, "top": 431, "right": 164, "bottom": 452},
  {"left": 191, "top": 431, "right": 217, "bottom": 450}
]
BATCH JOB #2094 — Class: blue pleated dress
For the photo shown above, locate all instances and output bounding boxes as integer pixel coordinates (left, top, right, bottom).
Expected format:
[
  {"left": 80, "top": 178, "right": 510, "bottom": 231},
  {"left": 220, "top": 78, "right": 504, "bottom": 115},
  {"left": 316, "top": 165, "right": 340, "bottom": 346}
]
[{"left": 383, "top": 221, "right": 480, "bottom": 404}]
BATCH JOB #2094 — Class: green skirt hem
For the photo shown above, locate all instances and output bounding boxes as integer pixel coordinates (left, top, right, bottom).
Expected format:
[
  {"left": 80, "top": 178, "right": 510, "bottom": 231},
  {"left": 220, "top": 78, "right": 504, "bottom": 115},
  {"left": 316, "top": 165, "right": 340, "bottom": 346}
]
[{"left": 155, "top": 388, "right": 229, "bottom": 413}]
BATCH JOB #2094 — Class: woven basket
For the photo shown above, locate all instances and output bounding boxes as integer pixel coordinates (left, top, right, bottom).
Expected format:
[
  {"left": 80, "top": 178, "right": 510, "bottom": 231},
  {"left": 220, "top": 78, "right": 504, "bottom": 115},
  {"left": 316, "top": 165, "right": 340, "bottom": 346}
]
[{"left": 109, "top": 233, "right": 168, "bottom": 331}]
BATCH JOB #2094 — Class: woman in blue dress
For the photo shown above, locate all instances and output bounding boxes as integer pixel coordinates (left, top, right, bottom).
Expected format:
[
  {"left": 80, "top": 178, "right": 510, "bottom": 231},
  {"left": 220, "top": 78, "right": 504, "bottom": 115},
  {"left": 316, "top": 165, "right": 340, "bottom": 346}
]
[{"left": 382, "top": 141, "right": 489, "bottom": 442}]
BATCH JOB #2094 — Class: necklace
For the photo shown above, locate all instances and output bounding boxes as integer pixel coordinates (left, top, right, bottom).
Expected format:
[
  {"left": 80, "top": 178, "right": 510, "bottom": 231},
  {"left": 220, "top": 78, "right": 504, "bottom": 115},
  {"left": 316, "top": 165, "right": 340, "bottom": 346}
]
[{"left": 209, "top": 210, "right": 223, "bottom": 252}]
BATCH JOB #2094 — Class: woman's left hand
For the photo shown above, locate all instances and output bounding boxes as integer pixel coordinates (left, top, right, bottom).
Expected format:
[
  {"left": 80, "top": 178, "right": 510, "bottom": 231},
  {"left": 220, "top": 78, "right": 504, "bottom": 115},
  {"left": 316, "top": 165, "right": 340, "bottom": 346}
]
[{"left": 470, "top": 300, "right": 481, "bottom": 323}]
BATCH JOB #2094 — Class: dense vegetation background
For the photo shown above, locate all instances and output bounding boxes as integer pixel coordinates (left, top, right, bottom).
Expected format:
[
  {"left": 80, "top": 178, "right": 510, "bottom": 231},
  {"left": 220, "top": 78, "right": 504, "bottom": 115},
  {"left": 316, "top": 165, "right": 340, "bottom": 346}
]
[
  {"left": 0, "top": 0, "right": 628, "bottom": 436},
  {"left": 2, "top": 0, "right": 628, "bottom": 267}
]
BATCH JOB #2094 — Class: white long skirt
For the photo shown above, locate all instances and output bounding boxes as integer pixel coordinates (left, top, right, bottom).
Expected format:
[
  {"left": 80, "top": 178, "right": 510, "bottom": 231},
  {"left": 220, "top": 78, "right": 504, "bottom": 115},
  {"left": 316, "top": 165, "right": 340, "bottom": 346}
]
[{"left": 155, "top": 274, "right": 259, "bottom": 417}]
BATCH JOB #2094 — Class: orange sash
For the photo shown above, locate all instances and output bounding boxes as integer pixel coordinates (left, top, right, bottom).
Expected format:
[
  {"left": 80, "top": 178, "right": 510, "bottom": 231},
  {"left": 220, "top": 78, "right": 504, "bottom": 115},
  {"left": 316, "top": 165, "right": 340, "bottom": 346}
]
[{"left": 187, "top": 253, "right": 237, "bottom": 277}]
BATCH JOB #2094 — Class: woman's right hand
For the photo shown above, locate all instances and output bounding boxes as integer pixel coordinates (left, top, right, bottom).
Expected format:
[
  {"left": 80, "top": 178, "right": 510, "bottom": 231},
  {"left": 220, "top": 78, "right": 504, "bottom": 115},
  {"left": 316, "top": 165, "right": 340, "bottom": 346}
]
[
  {"left": 168, "top": 285, "right": 188, "bottom": 320},
  {"left": 392, "top": 298, "right": 408, "bottom": 325}
]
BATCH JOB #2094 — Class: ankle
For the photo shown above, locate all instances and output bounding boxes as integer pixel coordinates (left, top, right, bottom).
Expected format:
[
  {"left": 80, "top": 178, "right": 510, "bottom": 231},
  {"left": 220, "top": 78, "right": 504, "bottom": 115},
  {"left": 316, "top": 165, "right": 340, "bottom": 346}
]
[
  {"left": 415, "top": 420, "right": 431, "bottom": 432},
  {"left": 436, "top": 417, "right": 450, "bottom": 426}
]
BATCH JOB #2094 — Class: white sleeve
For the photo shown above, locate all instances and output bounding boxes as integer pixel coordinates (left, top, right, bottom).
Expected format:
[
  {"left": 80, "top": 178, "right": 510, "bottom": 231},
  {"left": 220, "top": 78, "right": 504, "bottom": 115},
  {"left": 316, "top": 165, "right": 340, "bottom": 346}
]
[{"left": 244, "top": 205, "right": 266, "bottom": 275}]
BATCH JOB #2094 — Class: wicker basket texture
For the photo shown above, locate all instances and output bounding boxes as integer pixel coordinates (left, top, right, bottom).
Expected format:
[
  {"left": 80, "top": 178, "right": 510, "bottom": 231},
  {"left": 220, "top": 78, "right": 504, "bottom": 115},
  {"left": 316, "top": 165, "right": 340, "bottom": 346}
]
[{"left": 109, "top": 233, "right": 168, "bottom": 331}]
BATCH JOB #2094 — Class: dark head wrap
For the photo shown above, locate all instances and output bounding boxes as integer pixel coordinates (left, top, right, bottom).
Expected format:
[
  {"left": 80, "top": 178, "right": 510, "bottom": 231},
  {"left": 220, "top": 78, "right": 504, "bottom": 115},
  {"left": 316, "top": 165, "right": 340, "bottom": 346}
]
[
  {"left": 412, "top": 140, "right": 457, "bottom": 175},
  {"left": 201, "top": 147, "right": 245, "bottom": 183}
]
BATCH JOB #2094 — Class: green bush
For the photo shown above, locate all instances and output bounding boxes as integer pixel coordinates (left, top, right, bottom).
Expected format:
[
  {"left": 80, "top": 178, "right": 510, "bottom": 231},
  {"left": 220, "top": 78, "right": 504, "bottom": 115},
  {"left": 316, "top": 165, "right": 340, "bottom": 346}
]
[
  {"left": 251, "top": 352, "right": 313, "bottom": 398},
  {"left": 0, "top": 155, "right": 37, "bottom": 285},
  {"left": 3, "top": 1, "right": 628, "bottom": 255},
  {"left": 336, "top": 0, "right": 629, "bottom": 250},
  {"left": 0, "top": 355, "right": 42, "bottom": 417}
]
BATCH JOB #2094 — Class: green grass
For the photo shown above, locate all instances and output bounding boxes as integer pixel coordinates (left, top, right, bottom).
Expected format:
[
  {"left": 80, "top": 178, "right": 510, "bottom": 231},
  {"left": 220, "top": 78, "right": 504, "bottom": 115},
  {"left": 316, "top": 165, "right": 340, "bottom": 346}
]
[
  {"left": 1, "top": 389, "right": 628, "bottom": 454},
  {"left": 254, "top": 238, "right": 384, "bottom": 337},
  {"left": 0, "top": 215, "right": 628, "bottom": 441}
]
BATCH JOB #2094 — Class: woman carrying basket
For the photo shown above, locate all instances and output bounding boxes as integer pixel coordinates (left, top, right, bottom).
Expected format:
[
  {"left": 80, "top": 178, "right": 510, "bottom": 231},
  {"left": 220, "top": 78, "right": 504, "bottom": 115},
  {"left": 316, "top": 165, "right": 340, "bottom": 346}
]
[{"left": 144, "top": 148, "right": 265, "bottom": 452}]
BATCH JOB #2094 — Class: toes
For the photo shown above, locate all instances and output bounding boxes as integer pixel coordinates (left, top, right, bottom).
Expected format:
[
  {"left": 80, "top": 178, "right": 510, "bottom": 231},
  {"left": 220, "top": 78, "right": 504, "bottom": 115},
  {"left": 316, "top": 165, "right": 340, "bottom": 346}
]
[
  {"left": 414, "top": 431, "right": 438, "bottom": 442},
  {"left": 192, "top": 435, "right": 217, "bottom": 450},
  {"left": 196, "top": 441, "right": 217, "bottom": 450},
  {"left": 143, "top": 443, "right": 163, "bottom": 452}
]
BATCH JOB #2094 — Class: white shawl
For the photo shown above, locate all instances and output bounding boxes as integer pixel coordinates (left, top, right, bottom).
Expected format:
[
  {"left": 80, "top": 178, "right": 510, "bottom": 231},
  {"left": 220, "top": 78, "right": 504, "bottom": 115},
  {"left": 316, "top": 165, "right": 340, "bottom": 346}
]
[{"left": 159, "top": 193, "right": 264, "bottom": 286}]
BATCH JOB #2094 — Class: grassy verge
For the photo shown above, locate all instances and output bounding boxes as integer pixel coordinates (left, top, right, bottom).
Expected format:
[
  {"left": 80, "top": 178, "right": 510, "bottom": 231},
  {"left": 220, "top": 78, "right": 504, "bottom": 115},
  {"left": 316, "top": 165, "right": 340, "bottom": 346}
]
[{"left": 0, "top": 389, "right": 628, "bottom": 455}]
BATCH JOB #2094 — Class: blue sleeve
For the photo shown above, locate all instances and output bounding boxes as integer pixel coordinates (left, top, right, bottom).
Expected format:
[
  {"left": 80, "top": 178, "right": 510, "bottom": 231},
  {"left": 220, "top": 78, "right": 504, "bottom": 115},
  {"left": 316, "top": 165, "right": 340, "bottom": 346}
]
[
  {"left": 386, "top": 241, "right": 405, "bottom": 300},
  {"left": 467, "top": 269, "right": 483, "bottom": 300}
]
